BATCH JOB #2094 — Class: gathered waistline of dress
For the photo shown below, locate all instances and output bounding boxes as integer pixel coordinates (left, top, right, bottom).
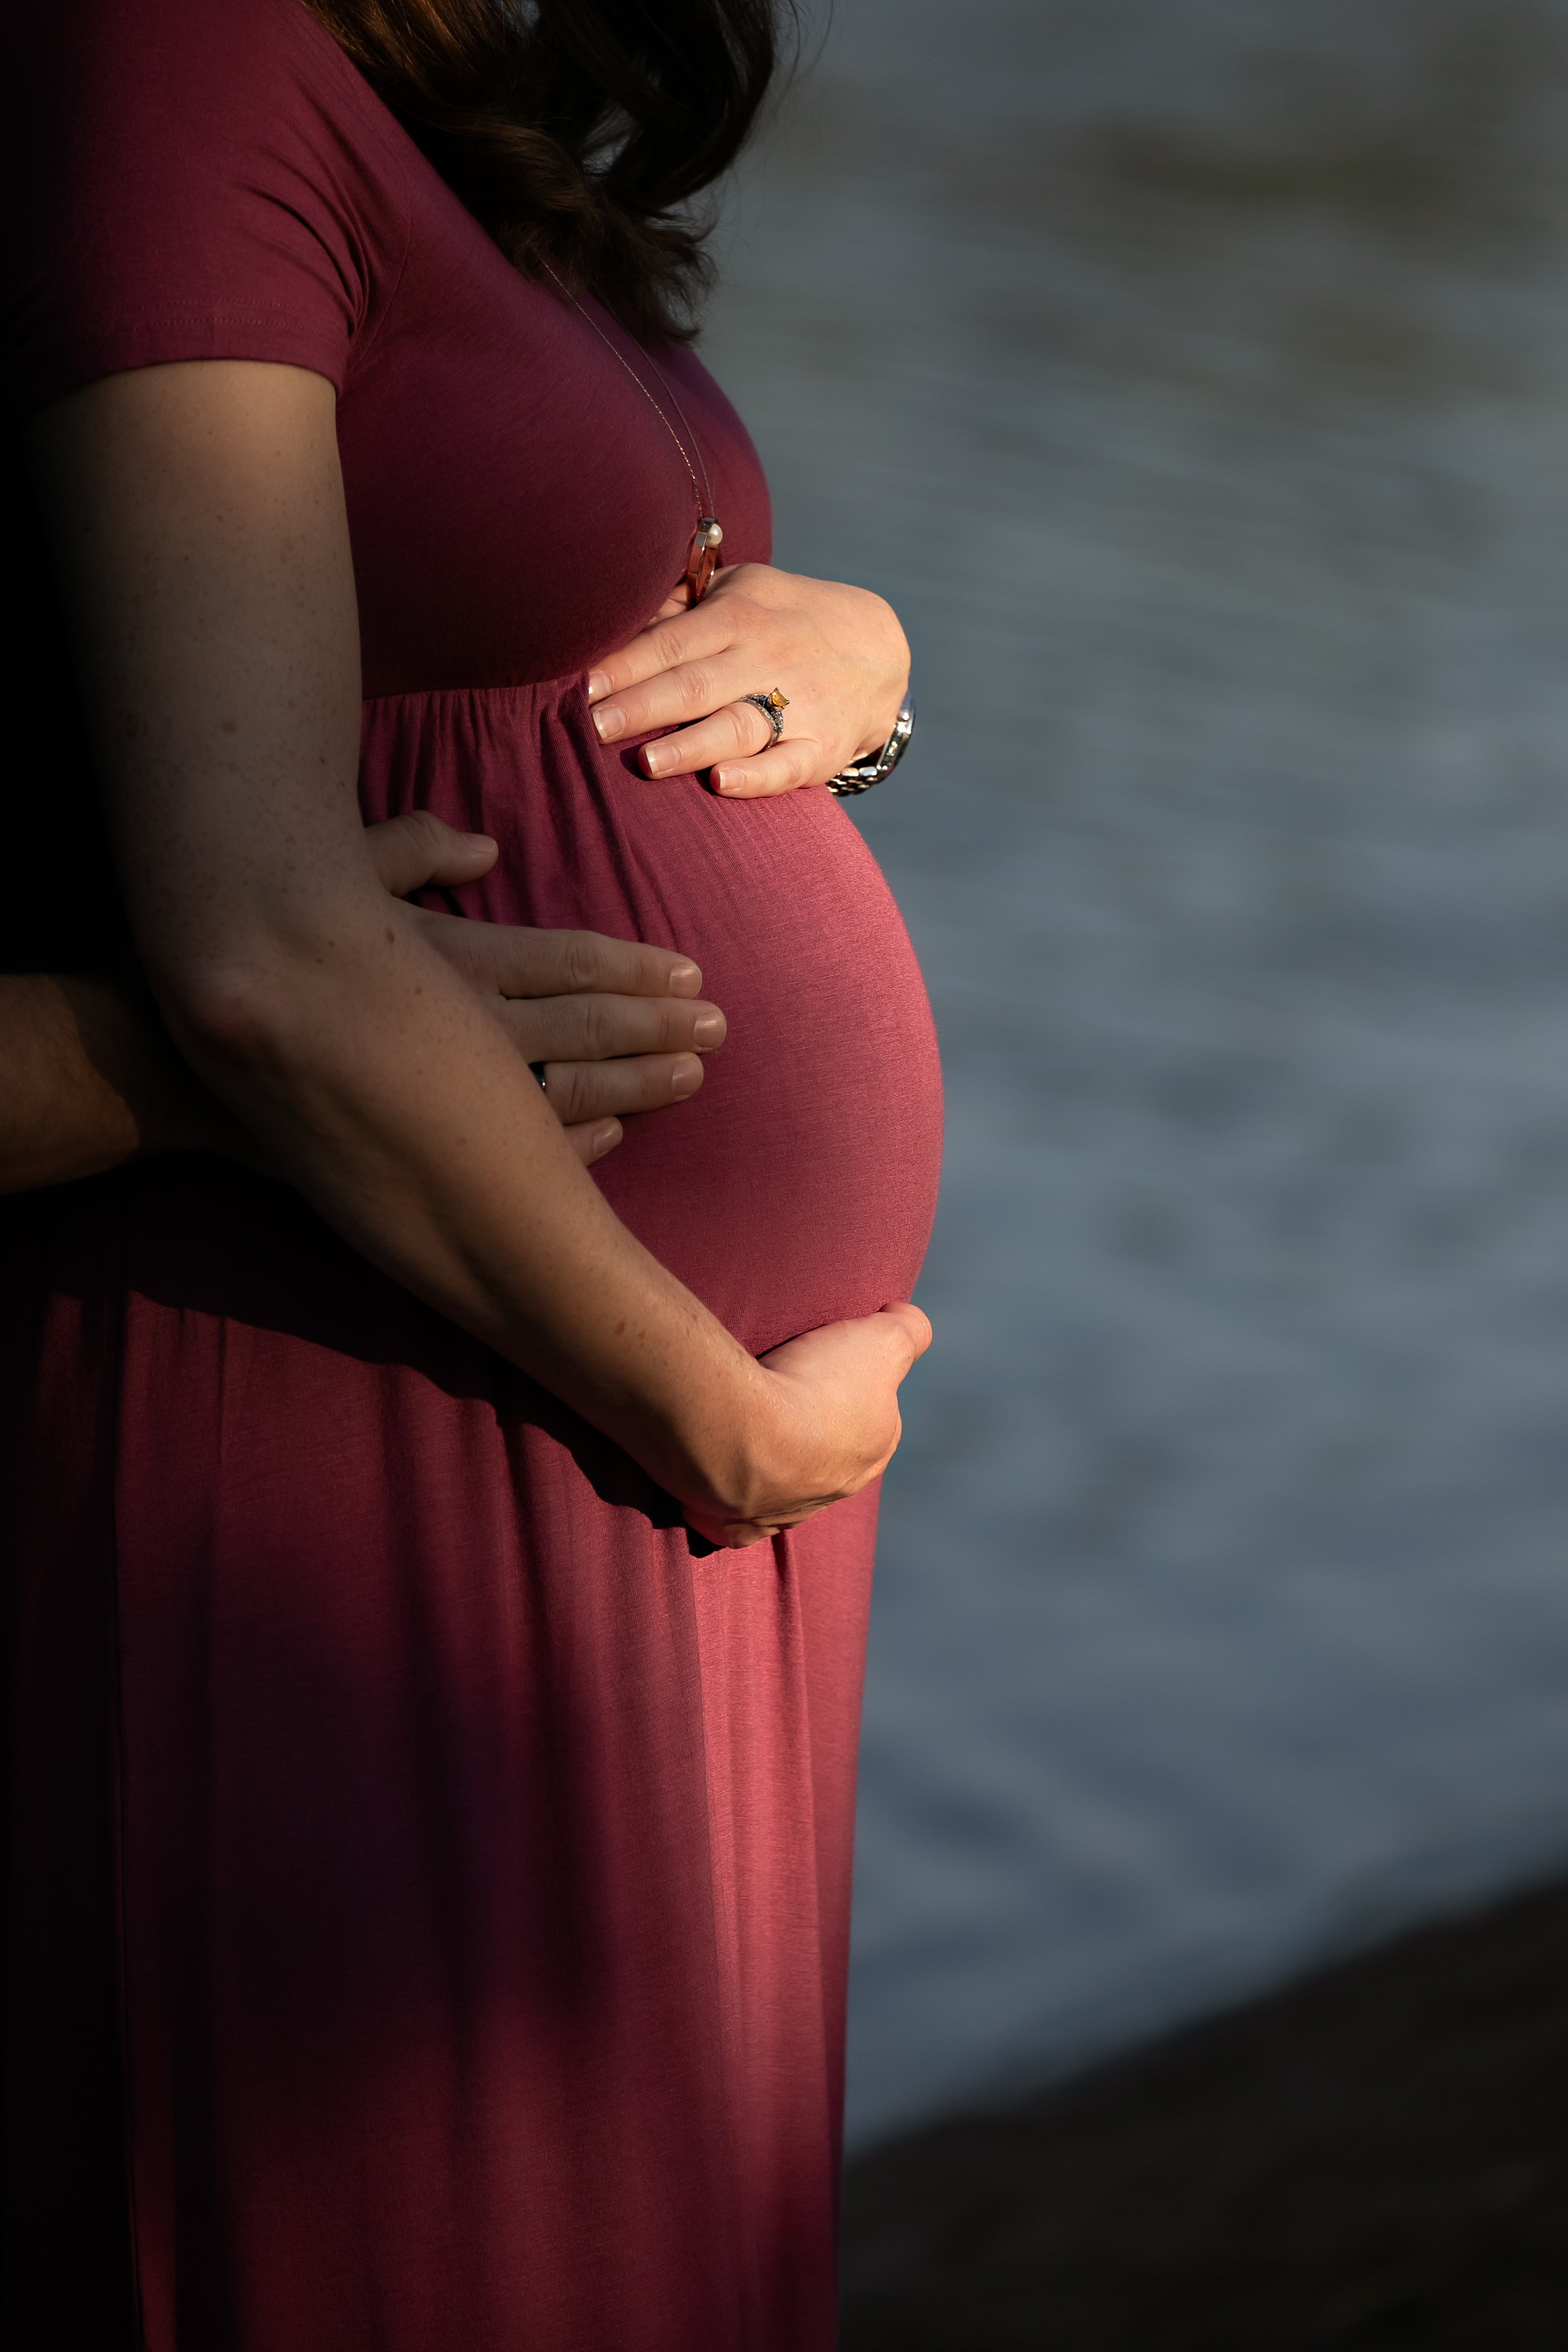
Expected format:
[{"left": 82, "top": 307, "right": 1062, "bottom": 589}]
[{"left": 361, "top": 674, "right": 593, "bottom": 715}]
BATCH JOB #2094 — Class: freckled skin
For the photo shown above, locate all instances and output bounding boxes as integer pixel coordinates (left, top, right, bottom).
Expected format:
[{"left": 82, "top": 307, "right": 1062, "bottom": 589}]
[{"left": 30, "top": 361, "right": 926, "bottom": 1541}]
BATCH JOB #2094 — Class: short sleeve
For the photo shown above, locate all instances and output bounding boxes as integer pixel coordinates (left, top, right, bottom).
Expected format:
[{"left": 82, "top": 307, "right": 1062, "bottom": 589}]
[{"left": 0, "top": 0, "right": 408, "bottom": 421}]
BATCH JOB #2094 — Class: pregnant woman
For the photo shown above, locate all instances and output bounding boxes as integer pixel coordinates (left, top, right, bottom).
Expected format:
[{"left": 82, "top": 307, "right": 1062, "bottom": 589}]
[{"left": 0, "top": 2, "right": 941, "bottom": 2347}]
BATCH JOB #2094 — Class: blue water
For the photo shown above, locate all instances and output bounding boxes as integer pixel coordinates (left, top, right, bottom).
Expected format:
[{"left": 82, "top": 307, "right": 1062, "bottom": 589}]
[{"left": 702, "top": 0, "right": 1568, "bottom": 2144}]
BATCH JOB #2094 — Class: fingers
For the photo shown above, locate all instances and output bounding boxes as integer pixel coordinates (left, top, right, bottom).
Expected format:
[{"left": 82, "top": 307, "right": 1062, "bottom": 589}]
[
  {"left": 640, "top": 699, "right": 778, "bottom": 779},
  {"left": 367, "top": 835, "right": 709, "bottom": 1016},
  {"left": 418, "top": 913, "right": 704, "bottom": 1003},
  {"left": 521, "top": 1049, "right": 707, "bottom": 1125},
  {"left": 363, "top": 810, "right": 497, "bottom": 896},
  {"left": 682, "top": 1495, "right": 842, "bottom": 1549},
  {"left": 588, "top": 590, "right": 780, "bottom": 749},
  {"left": 493, "top": 993, "right": 725, "bottom": 1064},
  {"left": 706, "top": 1301, "right": 933, "bottom": 1550},
  {"left": 879, "top": 1301, "right": 935, "bottom": 1368},
  {"left": 563, "top": 1117, "right": 624, "bottom": 1166},
  {"left": 761, "top": 1300, "right": 933, "bottom": 1385},
  {"left": 586, "top": 602, "right": 726, "bottom": 706},
  {"left": 582, "top": 561, "right": 907, "bottom": 807},
  {"left": 691, "top": 1512, "right": 797, "bottom": 1550},
  {"left": 593, "top": 654, "right": 760, "bottom": 755},
  {"left": 710, "top": 738, "right": 826, "bottom": 798}
]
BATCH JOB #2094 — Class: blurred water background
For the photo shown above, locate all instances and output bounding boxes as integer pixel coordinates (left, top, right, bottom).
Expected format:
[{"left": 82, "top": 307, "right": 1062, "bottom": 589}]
[{"left": 701, "top": 0, "right": 1568, "bottom": 2149}]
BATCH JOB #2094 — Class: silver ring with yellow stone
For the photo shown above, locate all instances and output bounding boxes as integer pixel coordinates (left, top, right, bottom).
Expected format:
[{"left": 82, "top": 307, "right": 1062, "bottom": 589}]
[{"left": 741, "top": 688, "right": 790, "bottom": 745}]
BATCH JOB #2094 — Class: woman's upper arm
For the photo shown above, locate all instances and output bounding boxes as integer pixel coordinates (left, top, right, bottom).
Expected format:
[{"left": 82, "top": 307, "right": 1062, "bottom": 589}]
[{"left": 26, "top": 361, "right": 376, "bottom": 1025}]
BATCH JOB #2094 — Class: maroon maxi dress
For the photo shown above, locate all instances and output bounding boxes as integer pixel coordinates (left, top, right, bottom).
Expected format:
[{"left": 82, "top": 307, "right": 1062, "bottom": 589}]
[{"left": 0, "top": 2, "right": 942, "bottom": 2345}]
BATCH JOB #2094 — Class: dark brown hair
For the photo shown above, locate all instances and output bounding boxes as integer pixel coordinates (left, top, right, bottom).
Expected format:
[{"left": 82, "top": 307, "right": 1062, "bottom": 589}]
[{"left": 299, "top": 0, "right": 792, "bottom": 341}]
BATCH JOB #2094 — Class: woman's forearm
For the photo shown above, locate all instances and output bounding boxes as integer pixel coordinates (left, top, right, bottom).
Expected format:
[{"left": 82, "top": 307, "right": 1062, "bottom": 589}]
[
  {"left": 29, "top": 363, "right": 793, "bottom": 1525},
  {"left": 169, "top": 898, "right": 783, "bottom": 1518},
  {"left": 0, "top": 939, "right": 787, "bottom": 1518},
  {"left": 30, "top": 359, "right": 921, "bottom": 1543},
  {"left": 0, "top": 970, "right": 209, "bottom": 1194},
  {"left": 0, "top": 820, "right": 719, "bottom": 1200},
  {"left": 0, "top": 940, "right": 770, "bottom": 1515}
]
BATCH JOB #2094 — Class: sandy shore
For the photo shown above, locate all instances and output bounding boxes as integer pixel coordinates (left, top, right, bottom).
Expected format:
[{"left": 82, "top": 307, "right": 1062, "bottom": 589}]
[{"left": 841, "top": 1876, "right": 1568, "bottom": 2347}]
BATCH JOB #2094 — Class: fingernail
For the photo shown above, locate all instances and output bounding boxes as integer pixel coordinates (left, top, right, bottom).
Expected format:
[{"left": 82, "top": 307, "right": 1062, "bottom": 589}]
[
  {"left": 670, "top": 1056, "right": 702, "bottom": 1098},
  {"left": 714, "top": 770, "right": 741, "bottom": 795},
  {"left": 586, "top": 671, "right": 610, "bottom": 702},
  {"left": 643, "top": 744, "right": 667, "bottom": 775},
  {"left": 668, "top": 960, "right": 702, "bottom": 997},
  {"left": 593, "top": 706, "right": 626, "bottom": 743},
  {"left": 462, "top": 831, "right": 495, "bottom": 850},
  {"left": 591, "top": 1120, "right": 622, "bottom": 1157},
  {"left": 693, "top": 1011, "right": 726, "bottom": 1048}
]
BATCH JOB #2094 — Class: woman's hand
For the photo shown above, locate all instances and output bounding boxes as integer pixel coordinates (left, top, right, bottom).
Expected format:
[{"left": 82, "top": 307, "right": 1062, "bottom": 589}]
[
  {"left": 585, "top": 562, "right": 909, "bottom": 800},
  {"left": 161, "top": 812, "right": 726, "bottom": 1173},
  {"left": 363, "top": 812, "right": 725, "bottom": 1164},
  {"left": 0, "top": 810, "right": 726, "bottom": 1195},
  {"left": 682, "top": 1301, "right": 933, "bottom": 1549}
]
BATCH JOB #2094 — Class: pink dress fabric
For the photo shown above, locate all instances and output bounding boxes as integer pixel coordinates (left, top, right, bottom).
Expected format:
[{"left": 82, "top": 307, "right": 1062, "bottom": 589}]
[{"left": 0, "top": 3, "right": 942, "bottom": 2346}]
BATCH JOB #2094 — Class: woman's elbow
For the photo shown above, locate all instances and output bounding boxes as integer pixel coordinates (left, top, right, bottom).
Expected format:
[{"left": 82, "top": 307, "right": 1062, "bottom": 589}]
[
  {"left": 157, "top": 951, "right": 319, "bottom": 1078},
  {"left": 150, "top": 890, "right": 393, "bottom": 1078}
]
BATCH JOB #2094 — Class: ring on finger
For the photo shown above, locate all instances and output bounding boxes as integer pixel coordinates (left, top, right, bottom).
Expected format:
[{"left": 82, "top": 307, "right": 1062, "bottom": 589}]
[{"left": 741, "top": 689, "right": 790, "bottom": 746}]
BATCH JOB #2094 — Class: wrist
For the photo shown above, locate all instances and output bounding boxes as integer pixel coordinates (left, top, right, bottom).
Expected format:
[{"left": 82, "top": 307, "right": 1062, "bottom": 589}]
[
  {"left": 851, "top": 596, "right": 910, "bottom": 760},
  {"left": 631, "top": 1353, "right": 800, "bottom": 1533},
  {"left": 853, "top": 675, "right": 910, "bottom": 763},
  {"left": 658, "top": 1360, "right": 850, "bottom": 1548}
]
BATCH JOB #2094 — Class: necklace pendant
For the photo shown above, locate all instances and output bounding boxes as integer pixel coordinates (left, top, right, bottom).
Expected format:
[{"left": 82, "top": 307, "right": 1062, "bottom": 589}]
[{"left": 684, "top": 516, "right": 723, "bottom": 604}]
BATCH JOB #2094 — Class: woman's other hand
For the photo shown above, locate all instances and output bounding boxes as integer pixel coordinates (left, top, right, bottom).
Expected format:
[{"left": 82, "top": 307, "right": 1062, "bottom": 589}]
[
  {"left": 364, "top": 810, "right": 724, "bottom": 1164},
  {"left": 682, "top": 1301, "right": 933, "bottom": 1549},
  {"left": 585, "top": 562, "right": 909, "bottom": 800}
]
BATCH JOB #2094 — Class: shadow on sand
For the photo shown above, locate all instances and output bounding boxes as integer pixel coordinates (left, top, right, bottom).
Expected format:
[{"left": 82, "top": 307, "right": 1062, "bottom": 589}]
[{"left": 842, "top": 1877, "right": 1568, "bottom": 2348}]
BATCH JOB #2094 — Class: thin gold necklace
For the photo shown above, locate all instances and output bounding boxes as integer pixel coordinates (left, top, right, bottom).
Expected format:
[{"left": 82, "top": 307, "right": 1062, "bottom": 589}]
[{"left": 542, "top": 260, "right": 723, "bottom": 604}]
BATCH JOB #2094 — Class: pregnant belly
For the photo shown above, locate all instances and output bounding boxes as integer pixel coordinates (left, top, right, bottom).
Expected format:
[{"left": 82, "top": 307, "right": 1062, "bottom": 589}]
[{"left": 366, "top": 684, "right": 943, "bottom": 1355}]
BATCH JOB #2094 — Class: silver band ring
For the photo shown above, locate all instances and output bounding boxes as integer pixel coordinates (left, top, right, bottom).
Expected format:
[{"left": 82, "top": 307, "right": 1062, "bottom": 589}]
[{"left": 741, "top": 689, "right": 790, "bottom": 746}]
